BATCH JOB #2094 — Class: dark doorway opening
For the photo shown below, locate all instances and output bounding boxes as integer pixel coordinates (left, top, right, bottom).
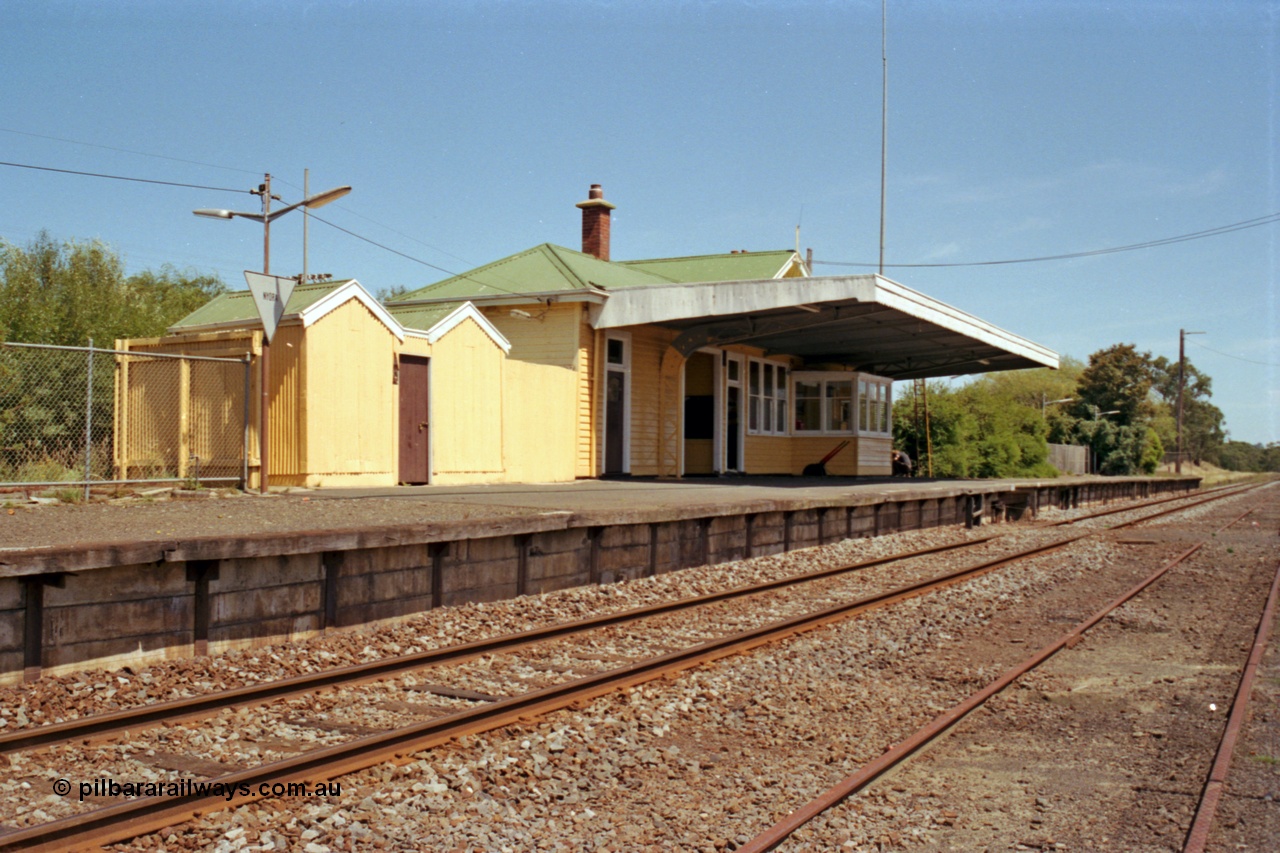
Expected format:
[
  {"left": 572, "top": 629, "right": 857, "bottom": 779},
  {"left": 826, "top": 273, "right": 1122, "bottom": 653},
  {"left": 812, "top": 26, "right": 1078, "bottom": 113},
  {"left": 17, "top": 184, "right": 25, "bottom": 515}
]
[{"left": 398, "top": 356, "right": 430, "bottom": 484}]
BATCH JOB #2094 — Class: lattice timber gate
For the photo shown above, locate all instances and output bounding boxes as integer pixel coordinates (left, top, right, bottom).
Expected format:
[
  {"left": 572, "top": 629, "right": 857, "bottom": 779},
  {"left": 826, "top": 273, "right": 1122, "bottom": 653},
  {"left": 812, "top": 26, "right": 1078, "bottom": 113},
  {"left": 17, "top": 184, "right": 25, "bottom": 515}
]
[{"left": 0, "top": 341, "right": 250, "bottom": 495}]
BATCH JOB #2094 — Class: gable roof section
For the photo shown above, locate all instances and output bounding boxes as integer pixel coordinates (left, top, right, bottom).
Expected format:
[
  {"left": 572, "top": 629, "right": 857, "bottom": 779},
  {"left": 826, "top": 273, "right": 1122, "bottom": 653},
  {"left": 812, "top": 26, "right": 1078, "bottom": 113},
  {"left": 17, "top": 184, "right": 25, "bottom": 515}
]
[
  {"left": 618, "top": 250, "right": 802, "bottom": 282},
  {"left": 299, "top": 281, "right": 405, "bottom": 341},
  {"left": 171, "top": 279, "right": 354, "bottom": 330},
  {"left": 169, "top": 279, "right": 405, "bottom": 341},
  {"left": 395, "top": 303, "right": 511, "bottom": 352},
  {"left": 390, "top": 243, "right": 670, "bottom": 304},
  {"left": 390, "top": 246, "right": 808, "bottom": 306}
]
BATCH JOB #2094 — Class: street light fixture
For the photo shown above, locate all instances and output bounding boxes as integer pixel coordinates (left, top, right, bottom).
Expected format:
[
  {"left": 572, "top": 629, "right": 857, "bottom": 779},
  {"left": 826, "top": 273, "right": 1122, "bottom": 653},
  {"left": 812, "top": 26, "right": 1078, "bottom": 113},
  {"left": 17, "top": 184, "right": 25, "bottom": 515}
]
[
  {"left": 194, "top": 174, "right": 351, "bottom": 274},
  {"left": 1041, "top": 395, "right": 1075, "bottom": 419},
  {"left": 194, "top": 173, "right": 352, "bottom": 493}
]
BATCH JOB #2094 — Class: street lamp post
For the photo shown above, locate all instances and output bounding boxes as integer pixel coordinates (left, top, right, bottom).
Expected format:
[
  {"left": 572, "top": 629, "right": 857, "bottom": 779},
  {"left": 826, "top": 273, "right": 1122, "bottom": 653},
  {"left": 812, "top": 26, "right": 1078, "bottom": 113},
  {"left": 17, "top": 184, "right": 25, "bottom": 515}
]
[
  {"left": 195, "top": 173, "right": 351, "bottom": 493},
  {"left": 1089, "top": 407, "right": 1120, "bottom": 474}
]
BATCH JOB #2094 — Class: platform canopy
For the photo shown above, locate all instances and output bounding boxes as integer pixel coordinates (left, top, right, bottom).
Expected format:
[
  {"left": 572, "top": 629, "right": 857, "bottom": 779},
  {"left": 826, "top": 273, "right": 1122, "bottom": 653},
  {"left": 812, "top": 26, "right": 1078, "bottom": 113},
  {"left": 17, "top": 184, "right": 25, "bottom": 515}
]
[{"left": 590, "top": 274, "right": 1058, "bottom": 379}]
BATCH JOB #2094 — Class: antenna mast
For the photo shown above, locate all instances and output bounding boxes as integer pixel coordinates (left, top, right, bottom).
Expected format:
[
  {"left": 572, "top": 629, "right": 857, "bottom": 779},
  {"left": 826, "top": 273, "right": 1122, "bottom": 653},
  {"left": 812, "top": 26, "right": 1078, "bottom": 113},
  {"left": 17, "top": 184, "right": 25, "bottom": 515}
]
[{"left": 878, "top": 0, "right": 888, "bottom": 276}]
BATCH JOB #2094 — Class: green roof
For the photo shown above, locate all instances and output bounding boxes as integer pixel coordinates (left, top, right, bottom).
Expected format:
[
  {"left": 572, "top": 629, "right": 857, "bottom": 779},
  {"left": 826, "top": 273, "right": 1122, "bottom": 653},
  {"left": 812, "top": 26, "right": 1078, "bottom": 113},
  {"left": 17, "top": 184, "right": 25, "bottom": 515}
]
[
  {"left": 387, "top": 303, "right": 457, "bottom": 332},
  {"left": 389, "top": 245, "right": 803, "bottom": 304},
  {"left": 170, "top": 280, "right": 355, "bottom": 330},
  {"left": 618, "top": 250, "right": 799, "bottom": 283},
  {"left": 389, "top": 244, "right": 673, "bottom": 303}
]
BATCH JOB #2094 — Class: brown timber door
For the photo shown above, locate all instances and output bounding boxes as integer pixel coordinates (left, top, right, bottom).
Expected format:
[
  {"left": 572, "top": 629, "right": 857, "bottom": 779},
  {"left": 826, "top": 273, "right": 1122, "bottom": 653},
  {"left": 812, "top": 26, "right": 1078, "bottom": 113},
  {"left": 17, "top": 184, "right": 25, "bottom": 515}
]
[{"left": 398, "top": 356, "right": 430, "bottom": 484}]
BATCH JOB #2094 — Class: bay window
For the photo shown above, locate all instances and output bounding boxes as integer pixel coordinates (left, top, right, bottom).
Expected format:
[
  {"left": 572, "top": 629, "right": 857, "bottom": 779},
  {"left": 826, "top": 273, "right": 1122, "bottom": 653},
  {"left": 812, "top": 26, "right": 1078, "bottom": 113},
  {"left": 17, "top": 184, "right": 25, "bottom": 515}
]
[{"left": 793, "top": 372, "right": 892, "bottom": 436}]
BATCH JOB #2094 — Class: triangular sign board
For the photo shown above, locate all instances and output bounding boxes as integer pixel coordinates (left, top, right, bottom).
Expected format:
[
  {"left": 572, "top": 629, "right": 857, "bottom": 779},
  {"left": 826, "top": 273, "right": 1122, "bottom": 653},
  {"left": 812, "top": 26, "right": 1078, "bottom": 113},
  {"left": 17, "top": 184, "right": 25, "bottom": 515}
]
[{"left": 243, "top": 271, "right": 297, "bottom": 344}]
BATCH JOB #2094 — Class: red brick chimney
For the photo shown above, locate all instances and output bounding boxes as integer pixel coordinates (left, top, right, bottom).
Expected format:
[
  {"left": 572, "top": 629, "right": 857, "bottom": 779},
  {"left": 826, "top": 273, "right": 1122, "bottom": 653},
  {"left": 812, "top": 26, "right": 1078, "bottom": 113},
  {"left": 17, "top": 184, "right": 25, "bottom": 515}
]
[{"left": 575, "top": 184, "right": 616, "bottom": 261}]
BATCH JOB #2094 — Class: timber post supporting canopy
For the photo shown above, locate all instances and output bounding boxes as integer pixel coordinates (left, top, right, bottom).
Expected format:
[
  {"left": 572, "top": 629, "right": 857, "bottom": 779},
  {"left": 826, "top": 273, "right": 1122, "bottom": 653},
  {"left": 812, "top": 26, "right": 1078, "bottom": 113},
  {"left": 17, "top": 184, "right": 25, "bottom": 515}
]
[{"left": 590, "top": 274, "right": 1058, "bottom": 379}]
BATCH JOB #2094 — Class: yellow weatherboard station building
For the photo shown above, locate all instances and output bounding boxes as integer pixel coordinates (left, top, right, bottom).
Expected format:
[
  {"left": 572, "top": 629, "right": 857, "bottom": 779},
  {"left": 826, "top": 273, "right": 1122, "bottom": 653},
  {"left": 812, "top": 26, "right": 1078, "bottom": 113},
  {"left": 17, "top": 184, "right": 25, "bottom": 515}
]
[
  {"left": 386, "top": 185, "right": 1058, "bottom": 482},
  {"left": 123, "top": 185, "right": 1057, "bottom": 488}
]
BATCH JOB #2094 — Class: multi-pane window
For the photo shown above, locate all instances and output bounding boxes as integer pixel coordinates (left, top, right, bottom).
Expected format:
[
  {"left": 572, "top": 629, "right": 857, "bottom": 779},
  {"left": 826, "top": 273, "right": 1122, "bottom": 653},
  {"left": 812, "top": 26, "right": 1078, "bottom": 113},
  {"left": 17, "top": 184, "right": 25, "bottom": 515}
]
[
  {"left": 861, "top": 377, "right": 892, "bottom": 436},
  {"left": 794, "top": 379, "right": 822, "bottom": 432},
  {"left": 794, "top": 372, "right": 891, "bottom": 436},
  {"left": 826, "top": 380, "right": 853, "bottom": 431},
  {"left": 748, "top": 358, "right": 788, "bottom": 436}
]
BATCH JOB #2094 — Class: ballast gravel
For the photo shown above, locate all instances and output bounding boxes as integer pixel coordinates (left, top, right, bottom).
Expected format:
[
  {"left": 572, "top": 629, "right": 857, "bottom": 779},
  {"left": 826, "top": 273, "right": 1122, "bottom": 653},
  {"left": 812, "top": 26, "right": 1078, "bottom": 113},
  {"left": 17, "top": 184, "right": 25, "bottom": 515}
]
[{"left": 3, "top": 487, "right": 1272, "bottom": 852}]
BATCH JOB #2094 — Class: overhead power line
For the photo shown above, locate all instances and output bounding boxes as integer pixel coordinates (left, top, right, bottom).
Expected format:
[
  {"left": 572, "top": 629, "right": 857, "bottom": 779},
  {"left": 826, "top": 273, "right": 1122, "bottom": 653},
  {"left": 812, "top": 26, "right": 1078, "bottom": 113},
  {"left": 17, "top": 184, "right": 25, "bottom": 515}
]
[
  {"left": 1, "top": 151, "right": 506, "bottom": 295},
  {"left": 815, "top": 211, "right": 1280, "bottom": 269},
  {"left": 0, "top": 127, "right": 263, "bottom": 176},
  {"left": 1190, "top": 340, "right": 1280, "bottom": 368},
  {"left": 306, "top": 213, "right": 455, "bottom": 276},
  {"left": 0, "top": 159, "right": 249, "bottom": 194},
  {"left": 306, "top": 211, "right": 532, "bottom": 298}
]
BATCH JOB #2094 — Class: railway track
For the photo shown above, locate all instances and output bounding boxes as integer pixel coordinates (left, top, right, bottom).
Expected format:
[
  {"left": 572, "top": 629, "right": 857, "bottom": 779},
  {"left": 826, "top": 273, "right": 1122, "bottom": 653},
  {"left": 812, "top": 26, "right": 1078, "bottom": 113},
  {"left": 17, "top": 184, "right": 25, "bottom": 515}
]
[
  {"left": 739, "top": 484, "right": 1278, "bottom": 851},
  {"left": 0, "top": 481, "right": 1267, "bottom": 851},
  {"left": 0, "top": 481, "right": 1250, "bottom": 757}
]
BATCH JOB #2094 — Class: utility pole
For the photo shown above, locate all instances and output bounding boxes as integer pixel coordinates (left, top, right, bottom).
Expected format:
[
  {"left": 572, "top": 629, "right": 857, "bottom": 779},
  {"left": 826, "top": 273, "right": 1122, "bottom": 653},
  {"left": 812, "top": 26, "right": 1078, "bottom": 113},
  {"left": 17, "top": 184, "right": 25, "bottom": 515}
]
[
  {"left": 1175, "top": 328, "right": 1205, "bottom": 474},
  {"left": 252, "top": 175, "right": 274, "bottom": 494}
]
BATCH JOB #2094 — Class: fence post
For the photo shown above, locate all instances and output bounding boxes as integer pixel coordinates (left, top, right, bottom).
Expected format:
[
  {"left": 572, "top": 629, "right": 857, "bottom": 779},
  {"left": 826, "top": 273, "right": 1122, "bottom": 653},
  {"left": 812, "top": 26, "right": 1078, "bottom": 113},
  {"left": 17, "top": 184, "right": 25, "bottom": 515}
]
[
  {"left": 242, "top": 356, "right": 251, "bottom": 491},
  {"left": 178, "top": 358, "right": 191, "bottom": 480},
  {"left": 84, "top": 338, "right": 94, "bottom": 501}
]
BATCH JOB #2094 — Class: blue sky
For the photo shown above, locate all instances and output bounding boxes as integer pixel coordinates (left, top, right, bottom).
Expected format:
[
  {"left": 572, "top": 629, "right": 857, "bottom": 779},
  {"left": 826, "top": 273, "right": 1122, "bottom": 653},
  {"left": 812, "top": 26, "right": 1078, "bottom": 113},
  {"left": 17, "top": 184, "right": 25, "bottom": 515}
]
[{"left": 4, "top": 0, "right": 1277, "bottom": 444}]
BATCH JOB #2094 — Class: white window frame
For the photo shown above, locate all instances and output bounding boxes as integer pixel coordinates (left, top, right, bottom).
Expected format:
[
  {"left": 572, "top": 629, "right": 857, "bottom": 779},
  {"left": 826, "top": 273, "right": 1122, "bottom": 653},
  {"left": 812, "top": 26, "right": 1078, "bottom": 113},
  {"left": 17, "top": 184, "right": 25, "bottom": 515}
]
[
  {"left": 746, "top": 357, "right": 789, "bottom": 437},
  {"left": 857, "top": 374, "right": 893, "bottom": 438},
  {"left": 792, "top": 372, "right": 855, "bottom": 435},
  {"left": 791, "top": 371, "right": 893, "bottom": 437},
  {"left": 602, "top": 330, "right": 632, "bottom": 473},
  {"left": 723, "top": 352, "right": 745, "bottom": 471}
]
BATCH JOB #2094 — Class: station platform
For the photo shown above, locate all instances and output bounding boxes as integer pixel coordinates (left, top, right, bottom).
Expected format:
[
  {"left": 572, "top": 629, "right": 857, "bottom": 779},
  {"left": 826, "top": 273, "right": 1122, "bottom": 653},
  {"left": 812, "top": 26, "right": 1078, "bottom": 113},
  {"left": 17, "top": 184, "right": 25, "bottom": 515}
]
[{"left": 1, "top": 474, "right": 1200, "bottom": 684}]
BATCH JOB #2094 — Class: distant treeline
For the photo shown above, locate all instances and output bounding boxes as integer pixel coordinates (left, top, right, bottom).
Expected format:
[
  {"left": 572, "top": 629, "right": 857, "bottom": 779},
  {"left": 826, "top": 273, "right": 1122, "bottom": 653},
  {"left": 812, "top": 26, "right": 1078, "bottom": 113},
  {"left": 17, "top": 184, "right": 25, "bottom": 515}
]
[{"left": 895, "top": 343, "right": 1271, "bottom": 477}]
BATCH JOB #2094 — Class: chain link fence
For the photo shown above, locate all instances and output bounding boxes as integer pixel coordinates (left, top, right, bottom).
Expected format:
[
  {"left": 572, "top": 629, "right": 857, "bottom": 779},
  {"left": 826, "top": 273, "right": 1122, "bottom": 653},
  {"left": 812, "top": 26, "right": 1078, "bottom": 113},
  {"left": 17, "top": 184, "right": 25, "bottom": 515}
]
[{"left": 0, "top": 341, "right": 250, "bottom": 496}]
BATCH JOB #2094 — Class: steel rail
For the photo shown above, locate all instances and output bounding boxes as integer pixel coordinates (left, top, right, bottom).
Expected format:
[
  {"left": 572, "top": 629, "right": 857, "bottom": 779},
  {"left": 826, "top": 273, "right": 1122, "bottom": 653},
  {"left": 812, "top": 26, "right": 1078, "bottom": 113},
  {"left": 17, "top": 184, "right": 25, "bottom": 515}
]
[
  {"left": 0, "top": 483, "right": 1263, "bottom": 852},
  {"left": 737, "top": 499, "right": 1268, "bottom": 852},
  {"left": 1183, "top": 556, "right": 1280, "bottom": 852},
  {"left": 0, "top": 532, "right": 1094, "bottom": 851},
  {"left": 1102, "top": 482, "right": 1265, "bottom": 530},
  {"left": 0, "top": 483, "right": 1251, "bottom": 758},
  {"left": 0, "top": 535, "right": 999, "bottom": 754},
  {"left": 1046, "top": 481, "right": 1255, "bottom": 528}
]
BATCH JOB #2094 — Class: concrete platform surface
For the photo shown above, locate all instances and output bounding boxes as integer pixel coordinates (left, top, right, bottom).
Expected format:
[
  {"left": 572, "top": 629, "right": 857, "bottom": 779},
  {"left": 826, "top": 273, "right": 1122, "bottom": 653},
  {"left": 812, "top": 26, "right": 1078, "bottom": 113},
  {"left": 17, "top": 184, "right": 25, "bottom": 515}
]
[
  {"left": 305, "top": 475, "right": 1050, "bottom": 512},
  {"left": 1, "top": 474, "right": 1195, "bottom": 577}
]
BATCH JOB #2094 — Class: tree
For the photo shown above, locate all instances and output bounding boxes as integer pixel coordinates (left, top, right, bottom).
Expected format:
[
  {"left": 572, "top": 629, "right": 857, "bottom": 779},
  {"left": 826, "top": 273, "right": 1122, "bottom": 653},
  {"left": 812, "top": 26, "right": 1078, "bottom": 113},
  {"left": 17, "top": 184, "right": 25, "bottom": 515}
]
[
  {"left": 1072, "top": 344, "right": 1154, "bottom": 428},
  {"left": 894, "top": 382, "right": 978, "bottom": 478},
  {"left": 376, "top": 283, "right": 410, "bottom": 305},
  {"left": 1148, "top": 355, "right": 1224, "bottom": 465},
  {"left": 892, "top": 375, "right": 1057, "bottom": 479},
  {"left": 1219, "top": 441, "right": 1280, "bottom": 473},
  {"left": 0, "top": 233, "right": 226, "bottom": 480},
  {"left": 0, "top": 232, "right": 224, "bottom": 345}
]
